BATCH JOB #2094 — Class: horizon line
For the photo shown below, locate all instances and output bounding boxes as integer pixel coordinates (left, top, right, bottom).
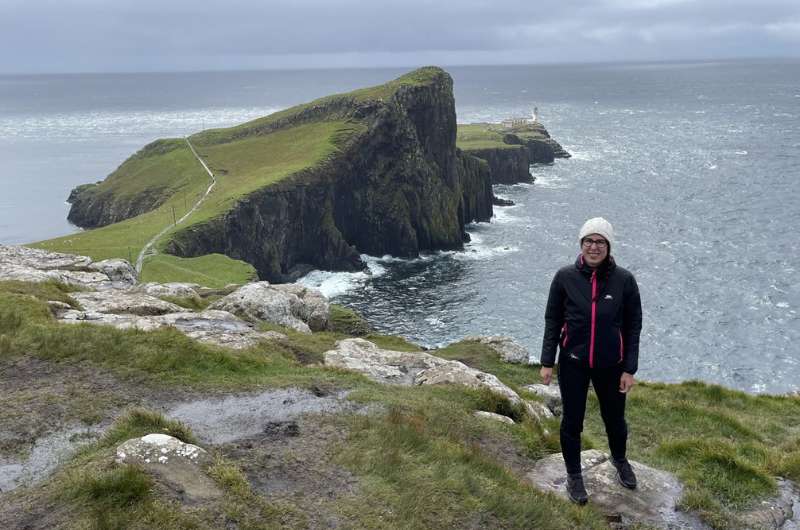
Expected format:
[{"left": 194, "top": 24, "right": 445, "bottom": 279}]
[{"left": 1, "top": 54, "right": 798, "bottom": 77}]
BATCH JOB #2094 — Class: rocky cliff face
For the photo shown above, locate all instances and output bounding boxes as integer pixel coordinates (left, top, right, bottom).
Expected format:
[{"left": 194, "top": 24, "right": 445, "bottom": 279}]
[
  {"left": 461, "top": 126, "right": 570, "bottom": 185},
  {"left": 162, "top": 69, "right": 494, "bottom": 282}
]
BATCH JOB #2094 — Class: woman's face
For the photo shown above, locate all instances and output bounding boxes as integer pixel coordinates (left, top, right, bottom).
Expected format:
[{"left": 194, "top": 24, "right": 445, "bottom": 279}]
[{"left": 581, "top": 233, "right": 608, "bottom": 267}]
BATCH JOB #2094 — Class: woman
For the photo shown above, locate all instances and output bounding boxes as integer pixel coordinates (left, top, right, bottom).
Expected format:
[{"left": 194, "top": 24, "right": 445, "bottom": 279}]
[{"left": 539, "top": 217, "right": 642, "bottom": 505}]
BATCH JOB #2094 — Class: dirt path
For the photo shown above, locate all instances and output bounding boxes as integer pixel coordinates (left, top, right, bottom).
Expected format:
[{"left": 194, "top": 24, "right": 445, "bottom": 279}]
[{"left": 135, "top": 137, "right": 216, "bottom": 273}]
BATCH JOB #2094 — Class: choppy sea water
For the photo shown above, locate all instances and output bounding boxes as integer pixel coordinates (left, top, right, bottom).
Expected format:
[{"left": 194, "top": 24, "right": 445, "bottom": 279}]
[{"left": 1, "top": 61, "right": 798, "bottom": 393}]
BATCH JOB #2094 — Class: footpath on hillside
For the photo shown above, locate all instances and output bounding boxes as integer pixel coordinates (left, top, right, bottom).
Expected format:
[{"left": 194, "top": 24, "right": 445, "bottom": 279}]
[{"left": 135, "top": 137, "right": 217, "bottom": 273}]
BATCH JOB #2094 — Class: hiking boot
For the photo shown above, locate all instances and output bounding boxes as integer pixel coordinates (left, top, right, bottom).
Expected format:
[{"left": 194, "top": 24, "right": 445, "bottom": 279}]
[
  {"left": 566, "top": 473, "right": 588, "bottom": 505},
  {"left": 613, "top": 459, "right": 637, "bottom": 490}
]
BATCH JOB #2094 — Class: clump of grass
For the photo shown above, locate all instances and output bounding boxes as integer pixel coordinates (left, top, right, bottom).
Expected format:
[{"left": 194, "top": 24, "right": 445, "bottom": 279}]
[
  {"left": 656, "top": 438, "right": 775, "bottom": 506},
  {"left": 328, "top": 304, "right": 371, "bottom": 336},
  {"left": 159, "top": 294, "right": 212, "bottom": 311},
  {"left": 97, "top": 408, "right": 198, "bottom": 450}
]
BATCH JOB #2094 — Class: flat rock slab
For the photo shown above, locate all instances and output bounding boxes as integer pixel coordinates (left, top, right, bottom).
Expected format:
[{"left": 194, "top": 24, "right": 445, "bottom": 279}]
[
  {"left": 325, "top": 338, "right": 524, "bottom": 406},
  {"left": 58, "top": 308, "right": 285, "bottom": 349},
  {"left": 0, "top": 245, "right": 136, "bottom": 289},
  {"left": 71, "top": 290, "right": 184, "bottom": 316},
  {"left": 527, "top": 449, "right": 707, "bottom": 529}
]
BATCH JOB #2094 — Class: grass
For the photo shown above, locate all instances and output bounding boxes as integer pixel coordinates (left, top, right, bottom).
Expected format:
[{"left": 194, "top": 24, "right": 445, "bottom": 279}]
[
  {"left": 4, "top": 279, "right": 799, "bottom": 528},
  {"left": 140, "top": 253, "right": 257, "bottom": 288},
  {"left": 456, "top": 122, "right": 549, "bottom": 151}
]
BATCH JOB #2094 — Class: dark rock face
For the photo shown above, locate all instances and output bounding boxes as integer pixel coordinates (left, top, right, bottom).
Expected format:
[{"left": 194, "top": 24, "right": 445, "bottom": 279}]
[
  {"left": 67, "top": 181, "right": 169, "bottom": 229},
  {"left": 460, "top": 127, "right": 570, "bottom": 186},
  {"left": 464, "top": 146, "right": 534, "bottom": 185},
  {"left": 165, "top": 70, "right": 494, "bottom": 282}
]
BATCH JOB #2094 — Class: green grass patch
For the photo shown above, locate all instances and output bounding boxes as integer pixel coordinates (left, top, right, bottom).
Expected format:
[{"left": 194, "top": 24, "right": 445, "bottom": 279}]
[
  {"left": 327, "top": 304, "right": 371, "bottom": 336},
  {"left": 140, "top": 253, "right": 257, "bottom": 289},
  {"left": 457, "top": 123, "right": 517, "bottom": 150},
  {"left": 334, "top": 400, "right": 607, "bottom": 529},
  {"left": 32, "top": 120, "right": 363, "bottom": 278}
]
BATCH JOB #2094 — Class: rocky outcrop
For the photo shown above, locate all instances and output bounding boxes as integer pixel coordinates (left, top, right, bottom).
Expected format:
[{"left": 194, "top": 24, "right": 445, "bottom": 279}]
[
  {"left": 324, "top": 338, "right": 524, "bottom": 407},
  {"left": 459, "top": 122, "right": 570, "bottom": 185},
  {"left": 523, "top": 383, "right": 563, "bottom": 416},
  {"left": 209, "top": 281, "right": 329, "bottom": 333},
  {"left": 462, "top": 146, "right": 533, "bottom": 185},
  {"left": 527, "top": 450, "right": 704, "bottom": 529},
  {"left": 0, "top": 245, "right": 137, "bottom": 290}
]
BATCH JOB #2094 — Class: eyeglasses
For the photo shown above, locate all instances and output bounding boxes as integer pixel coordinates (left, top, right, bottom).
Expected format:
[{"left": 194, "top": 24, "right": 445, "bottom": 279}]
[{"left": 581, "top": 238, "right": 608, "bottom": 248}]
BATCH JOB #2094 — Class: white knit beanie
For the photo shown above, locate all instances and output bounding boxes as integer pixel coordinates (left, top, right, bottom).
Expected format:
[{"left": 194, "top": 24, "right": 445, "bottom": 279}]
[{"left": 578, "top": 217, "right": 614, "bottom": 248}]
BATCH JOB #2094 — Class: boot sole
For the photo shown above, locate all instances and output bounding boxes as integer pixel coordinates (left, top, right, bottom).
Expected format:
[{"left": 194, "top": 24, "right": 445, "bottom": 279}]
[{"left": 567, "top": 490, "right": 588, "bottom": 505}]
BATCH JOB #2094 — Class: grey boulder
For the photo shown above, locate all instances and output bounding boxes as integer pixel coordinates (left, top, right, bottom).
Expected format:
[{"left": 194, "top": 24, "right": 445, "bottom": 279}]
[{"left": 115, "top": 434, "right": 220, "bottom": 504}]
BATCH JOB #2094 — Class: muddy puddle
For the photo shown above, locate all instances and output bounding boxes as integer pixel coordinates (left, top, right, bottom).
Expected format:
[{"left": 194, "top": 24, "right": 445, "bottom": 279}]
[
  {"left": 0, "top": 425, "right": 104, "bottom": 493},
  {"left": 168, "top": 388, "right": 361, "bottom": 444}
]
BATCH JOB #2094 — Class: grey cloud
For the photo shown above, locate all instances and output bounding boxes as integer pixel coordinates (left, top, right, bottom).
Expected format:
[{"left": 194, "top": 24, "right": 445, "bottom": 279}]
[{"left": 1, "top": 0, "right": 798, "bottom": 72}]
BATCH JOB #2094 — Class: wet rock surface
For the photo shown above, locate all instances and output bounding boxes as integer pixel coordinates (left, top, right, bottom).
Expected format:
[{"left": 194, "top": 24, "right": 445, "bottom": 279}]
[
  {"left": 168, "top": 388, "right": 358, "bottom": 444},
  {"left": 738, "top": 478, "right": 800, "bottom": 530},
  {"left": 527, "top": 449, "right": 709, "bottom": 529},
  {"left": 0, "top": 425, "right": 103, "bottom": 494}
]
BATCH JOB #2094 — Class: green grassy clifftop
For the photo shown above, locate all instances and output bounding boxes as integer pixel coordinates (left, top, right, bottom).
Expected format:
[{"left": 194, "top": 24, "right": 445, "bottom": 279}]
[{"left": 37, "top": 67, "right": 494, "bottom": 283}]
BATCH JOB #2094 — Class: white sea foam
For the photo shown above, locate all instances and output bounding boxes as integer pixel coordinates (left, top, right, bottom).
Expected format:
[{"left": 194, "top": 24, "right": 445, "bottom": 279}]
[
  {"left": 294, "top": 254, "right": 387, "bottom": 298},
  {"left": 735, "top": 150, "right": 748, "bottom": 155},
  {"left": 532, "top": 174, "right": 569, "bottom": 189},
  {"left": 490, "top": 206, "right": 522, "bottom": 224}
]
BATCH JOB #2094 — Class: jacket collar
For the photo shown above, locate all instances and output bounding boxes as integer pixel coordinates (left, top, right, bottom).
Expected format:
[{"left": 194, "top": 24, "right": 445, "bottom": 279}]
[{"left": 575, "top": 253, "right": 616, "bottom": 278}]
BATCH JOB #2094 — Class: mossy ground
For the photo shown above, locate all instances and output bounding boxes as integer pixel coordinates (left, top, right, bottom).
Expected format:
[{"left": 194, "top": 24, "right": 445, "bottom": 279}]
[{"left": 2, "top": 280, "right": 798, "bottom": 529}]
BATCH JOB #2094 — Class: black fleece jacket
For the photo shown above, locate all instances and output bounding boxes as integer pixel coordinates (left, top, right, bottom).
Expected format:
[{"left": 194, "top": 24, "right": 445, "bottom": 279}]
[{"left": 540, "top": 255, "right": 642, "bottom": 374}]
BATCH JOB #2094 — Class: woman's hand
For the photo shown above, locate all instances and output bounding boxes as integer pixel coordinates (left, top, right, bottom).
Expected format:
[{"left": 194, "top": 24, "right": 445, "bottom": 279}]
[
  {"left": 619, "top": 372, "right": 635, "bottom": 393},
  {"left": 540, "top": 366, "right": 553, "bottom": 385}
]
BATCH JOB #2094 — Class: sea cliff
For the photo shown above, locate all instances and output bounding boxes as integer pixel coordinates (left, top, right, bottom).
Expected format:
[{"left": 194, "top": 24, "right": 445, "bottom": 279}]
[{"left": 60, "top": 68, "right": 497, "bottom": 282}]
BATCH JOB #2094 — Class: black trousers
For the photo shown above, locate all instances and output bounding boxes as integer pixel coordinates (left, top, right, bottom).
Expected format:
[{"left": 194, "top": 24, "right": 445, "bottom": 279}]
[{"left": 557, "top": 359, "right": 628, "bottom": 475}]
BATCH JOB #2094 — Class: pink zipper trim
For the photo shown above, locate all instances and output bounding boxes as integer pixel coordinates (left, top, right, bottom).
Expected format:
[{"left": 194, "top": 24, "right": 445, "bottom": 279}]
[
  {"left": 589, "top": 270, "right": 597, "bottom": 368},
  {"left": 619, "top": 330, "right": 624, "bottom": 362},
  {"left": 562, "top": 323, "right": 569, "bottom": 348}
]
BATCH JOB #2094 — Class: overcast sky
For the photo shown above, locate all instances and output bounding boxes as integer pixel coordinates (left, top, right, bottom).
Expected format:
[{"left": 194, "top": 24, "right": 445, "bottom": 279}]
[{"left": 2, "top": 0, "right": 799, "bottom": 74}]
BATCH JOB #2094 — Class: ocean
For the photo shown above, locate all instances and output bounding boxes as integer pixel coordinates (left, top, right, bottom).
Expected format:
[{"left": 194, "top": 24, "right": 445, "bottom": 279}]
[{"left": 1, "top": 60, "right": 798, "bottom": 393}]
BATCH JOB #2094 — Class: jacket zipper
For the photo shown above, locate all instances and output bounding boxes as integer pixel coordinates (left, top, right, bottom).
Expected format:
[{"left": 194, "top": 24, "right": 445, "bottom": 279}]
[
  {"left": 619, "top": 330, "right": 624, "bottom": 363},
  {"left": 561, "top": 323, "right": 569, "bottom": 348},
  {"left": 589, "top": 270, "right": 597, "bottom": 368}
]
